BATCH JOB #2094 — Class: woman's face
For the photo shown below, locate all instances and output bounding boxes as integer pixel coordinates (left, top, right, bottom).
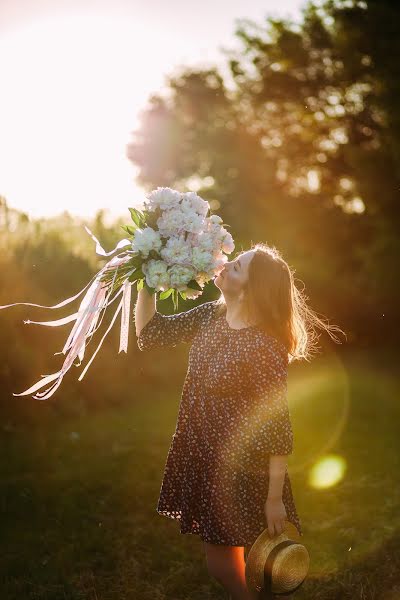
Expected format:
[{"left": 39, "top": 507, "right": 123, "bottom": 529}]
[{"left": 214, "top": 250, "right": 255, "bottom": 295}]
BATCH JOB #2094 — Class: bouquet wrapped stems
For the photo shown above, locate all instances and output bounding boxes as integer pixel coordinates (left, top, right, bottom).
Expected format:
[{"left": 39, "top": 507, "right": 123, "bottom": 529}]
[{"left": 0, "top": 187, "right": 234, "bottom": 400}]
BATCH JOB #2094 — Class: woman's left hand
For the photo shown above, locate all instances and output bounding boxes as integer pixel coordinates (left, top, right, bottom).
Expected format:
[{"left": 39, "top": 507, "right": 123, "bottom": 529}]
[{"left": 264, "top": 497, "right": 288, "bottom": 538}]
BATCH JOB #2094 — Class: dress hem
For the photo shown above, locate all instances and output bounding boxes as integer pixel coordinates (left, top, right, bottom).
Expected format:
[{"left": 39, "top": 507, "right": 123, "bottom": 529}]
[{"left": 156, "top": 507, "right": 303, "bottom": 546}]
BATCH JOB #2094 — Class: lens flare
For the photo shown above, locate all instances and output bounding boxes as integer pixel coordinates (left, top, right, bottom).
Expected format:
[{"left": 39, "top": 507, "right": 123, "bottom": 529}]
[{"left": 308, "top": 454, "right": 347, "bottom": 489}]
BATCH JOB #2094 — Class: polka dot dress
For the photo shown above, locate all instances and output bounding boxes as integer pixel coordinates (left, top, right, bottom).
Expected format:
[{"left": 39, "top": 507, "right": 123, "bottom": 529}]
[{"left": 137, "top": 299, "right": 303, "bottom": 545}]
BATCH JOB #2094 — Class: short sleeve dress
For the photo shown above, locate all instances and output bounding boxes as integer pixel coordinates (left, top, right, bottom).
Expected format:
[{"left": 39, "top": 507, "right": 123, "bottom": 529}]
[{"left": 136, "top": 299, "right": 303, "bottom": 546}]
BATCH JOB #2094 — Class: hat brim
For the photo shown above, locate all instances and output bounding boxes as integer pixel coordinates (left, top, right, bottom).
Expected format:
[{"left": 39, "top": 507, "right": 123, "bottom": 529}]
[{"left": 245, "top": 520, "right": 302, "bottom": 595}]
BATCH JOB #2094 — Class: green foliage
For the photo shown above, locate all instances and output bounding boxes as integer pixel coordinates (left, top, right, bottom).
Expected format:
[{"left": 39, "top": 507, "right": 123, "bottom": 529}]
[
  {"left": 128, "top": 207, "right": 146, "bottom": 229},
  {"left": 120, "top": 224, "right": 137, "bottom": 236},
  {"left": 125, "top": 0, "right": 400, "bottom": 341},
  {"left": 159, "top": 288, "right": 174, "bottom": 300}
]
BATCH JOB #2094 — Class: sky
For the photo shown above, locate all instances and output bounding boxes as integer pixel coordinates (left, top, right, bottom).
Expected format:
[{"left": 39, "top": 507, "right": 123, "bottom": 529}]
[{"left": 0, "top": 0, "right": 309, "bottom": 224}]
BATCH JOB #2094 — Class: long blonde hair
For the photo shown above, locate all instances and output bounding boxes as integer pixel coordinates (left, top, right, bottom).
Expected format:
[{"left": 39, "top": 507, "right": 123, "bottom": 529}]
[{"left": 214, "top": 242, "right": 346, "bottom": 363}]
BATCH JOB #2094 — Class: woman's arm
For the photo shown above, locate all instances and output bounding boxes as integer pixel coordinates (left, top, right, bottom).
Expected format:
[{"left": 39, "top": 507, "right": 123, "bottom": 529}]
[
  {"left": 265, "top": 454, "right": 289, "bottom": 537},
  {"left": 134, "top": 287, "right": 156, "bottom": 337},
  {"left": 244, "top": 338, "right": 293, "bottom": 537},
  {"left": 267, "top": 454, "right": 287, "bottom": 500},
  {"left": 134, "top": 293, "right": 218, "bottom": 351}
]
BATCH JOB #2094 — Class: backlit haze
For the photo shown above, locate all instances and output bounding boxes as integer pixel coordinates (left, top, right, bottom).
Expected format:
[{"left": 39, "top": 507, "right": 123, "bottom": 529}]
[{"left": 0, "top": 0, "right": 306, "bottom": 224}]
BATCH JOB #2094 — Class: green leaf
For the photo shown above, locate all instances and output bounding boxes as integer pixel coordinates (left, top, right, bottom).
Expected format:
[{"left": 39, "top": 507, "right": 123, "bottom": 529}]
[
  {"left": 136, "top": 278, "right": 144, "bottom": 291},
  {"left": 134, "top": 268, "right": 144, "bottom": 279},
  {"left": 121, "top": 224, "right": 137, "bottom": 235},
  {"left": 127, "top": 255, "right": 142, "bottom": 268},
  {"left": 172, "top": 289, "right": 179, "bottom": 311},
  {"left": 128, "top": 207, "right": 146, "bottom": 228},
  {"left": 159, "top": 288, "right": 174, "bottom": 299}
]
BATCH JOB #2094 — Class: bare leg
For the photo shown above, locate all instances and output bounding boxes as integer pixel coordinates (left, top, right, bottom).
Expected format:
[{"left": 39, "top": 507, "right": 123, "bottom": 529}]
[{"left": 203, "top": 541, "right": 256, "bottom": 600}]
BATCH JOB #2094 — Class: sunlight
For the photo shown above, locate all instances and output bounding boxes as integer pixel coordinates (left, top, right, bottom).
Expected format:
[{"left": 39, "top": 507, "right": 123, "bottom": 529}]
[
  {"left": 307, "top": 169, "right": 320, "bottom": 192},
  {"left": 344, "top": 197, "right": 365, "bottom": 214},
  {"left": 308, "top": 454, "right": 347, "bottom": 489},
  {"left": 0, "top": 15, "right": 167, "bottom": 221}
]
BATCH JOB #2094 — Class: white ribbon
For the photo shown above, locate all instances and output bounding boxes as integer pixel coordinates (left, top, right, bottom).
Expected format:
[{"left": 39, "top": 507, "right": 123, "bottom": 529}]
[
  {"left": 0, "top": 224, "right": 137, "bottom": 400},
  {"left": 118, "top": 279, "right": 132, "bottom": 354},
  {"left": 84, "top": 225, "right": 132, "bottom": 256}
]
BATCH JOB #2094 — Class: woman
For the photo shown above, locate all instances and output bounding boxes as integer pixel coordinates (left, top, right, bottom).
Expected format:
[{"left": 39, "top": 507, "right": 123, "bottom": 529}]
[{"left": 135, "top": 242, "right": 343, "bottom": 600}]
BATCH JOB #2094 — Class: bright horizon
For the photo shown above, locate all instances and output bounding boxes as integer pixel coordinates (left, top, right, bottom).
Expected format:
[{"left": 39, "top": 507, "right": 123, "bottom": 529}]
[{"left": 0, "top": 1, "right": 307, "bottom": 224}]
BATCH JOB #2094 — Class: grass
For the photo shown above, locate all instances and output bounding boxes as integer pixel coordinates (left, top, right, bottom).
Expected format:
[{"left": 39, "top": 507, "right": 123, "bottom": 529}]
[{"left": 1, "top": 346, "right": 399, "bottom": 599}]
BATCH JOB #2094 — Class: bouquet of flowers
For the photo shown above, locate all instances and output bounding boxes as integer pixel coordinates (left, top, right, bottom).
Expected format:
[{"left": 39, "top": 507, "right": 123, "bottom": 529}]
[{"left": 0, "top": 187, "right": 234, "bottom": 400}]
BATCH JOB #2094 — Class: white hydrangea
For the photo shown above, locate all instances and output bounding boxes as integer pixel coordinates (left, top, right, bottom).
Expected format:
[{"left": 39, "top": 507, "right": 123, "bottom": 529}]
[
  {"left": 157, "top": 207, "right": 186, "bottom": 236},
  {"left": 183, "top": 287, "right": 202, "bottom": 300},
  {"left": 204, "top": 220, "right": 234, "bottom": 253},
  {"left": 127, "top": 186, "right": 235, "bottom": 297},
  {"left": 160, "top": 235, "right": 192, "bottom": 266},
  {"left": 206, "top": 217, "right": 227, "bottom": 235},
  {"left": 145, "top": 187, "right": 182, "bottom": 211},
  {"left": 192, "top": 252, "right": 228, "bottom": 286},
  {"left": 181, "top": 206, "right": 206, "bottom": 234},
  {"left": 167, "top": 264, "right": 196, "bottom": 291},
  {"left": 197, "top": 231, "right": 222, "bottom": 255},
  {"left": 181, "top": 191, "right": 209, "bottom": 217},
  {"left": 142, "top": 259, "right": 170, "bottom": 291},
  {"left": 131, "top": 227, "right": 162, "bottom": 258},
  {"left": 221, "top": 230, "right": 235, "bottom": 254},
  {"left": 191, "top": 247, "right": 214, "bottom": 272},
  {"left": 209, "top": 214, "right": 223, "bottom": 225}
]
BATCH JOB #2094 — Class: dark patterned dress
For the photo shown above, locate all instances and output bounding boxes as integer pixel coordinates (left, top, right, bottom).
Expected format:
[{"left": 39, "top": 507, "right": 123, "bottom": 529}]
[{"left": 137, "top": 299, "right": 303, "bottom": 546}]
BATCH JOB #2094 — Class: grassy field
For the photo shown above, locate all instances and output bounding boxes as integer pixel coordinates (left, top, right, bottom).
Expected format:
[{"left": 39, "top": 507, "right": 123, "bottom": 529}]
[{"left": 1, "top": 346, "right": 399, "bottom": 600}]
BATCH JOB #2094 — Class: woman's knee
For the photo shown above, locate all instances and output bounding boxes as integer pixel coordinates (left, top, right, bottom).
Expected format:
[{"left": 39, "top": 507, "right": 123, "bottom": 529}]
[{"left": 203, "top": 542, "right": 244, "bottom": 584}]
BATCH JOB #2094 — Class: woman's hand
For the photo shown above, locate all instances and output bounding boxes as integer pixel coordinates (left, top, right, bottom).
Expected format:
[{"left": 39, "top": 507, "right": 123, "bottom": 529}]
[{"left": 264, "top": 496, "right": 288, "bottom": 538}]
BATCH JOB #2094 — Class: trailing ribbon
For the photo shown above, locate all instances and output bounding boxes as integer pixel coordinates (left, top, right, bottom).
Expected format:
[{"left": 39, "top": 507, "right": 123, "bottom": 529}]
[{"left": 0, "top": 226, "right": 135, "bottom": 400}]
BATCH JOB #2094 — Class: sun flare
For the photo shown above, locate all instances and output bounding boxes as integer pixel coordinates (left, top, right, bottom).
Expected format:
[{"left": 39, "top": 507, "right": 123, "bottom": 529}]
[{"left": 0, "top": 15, "right": 165, "bottom": 221}]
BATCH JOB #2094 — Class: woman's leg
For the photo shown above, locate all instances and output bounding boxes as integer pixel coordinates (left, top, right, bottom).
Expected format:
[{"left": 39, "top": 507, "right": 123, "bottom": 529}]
[{"left": 203, "top": 541, "right": 256, "bottom": 600}]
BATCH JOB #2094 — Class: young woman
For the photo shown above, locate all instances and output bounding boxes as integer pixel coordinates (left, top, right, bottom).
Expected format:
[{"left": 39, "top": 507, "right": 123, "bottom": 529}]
[{"left": 135, "top": 242, "right": 343, "bottom": 600}]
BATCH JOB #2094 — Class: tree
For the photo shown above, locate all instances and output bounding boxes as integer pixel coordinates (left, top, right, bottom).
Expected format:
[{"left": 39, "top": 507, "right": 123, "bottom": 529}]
[{"left": 126, "top": 0, "right": 400, "bottom": 344}]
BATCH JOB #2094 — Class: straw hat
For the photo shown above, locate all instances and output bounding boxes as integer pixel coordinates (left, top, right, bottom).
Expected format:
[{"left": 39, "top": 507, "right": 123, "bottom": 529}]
[{"left": 245, "top": 520, "right": 309, "bottom": 597}]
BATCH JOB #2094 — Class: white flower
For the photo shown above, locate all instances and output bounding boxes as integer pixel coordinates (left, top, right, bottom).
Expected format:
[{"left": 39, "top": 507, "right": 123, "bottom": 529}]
[
  {"left": 209, "top": 214, "right": 223, "bottom": 225},
  {"left": 183, "top": 287, "right": 202, "bottom": 299},
  {"left": 206, "top": 217, "right": 227, "bottom": 235},
  {"left": 197, "top": 231, "right": 219, "bottom": 253},
  {"left": 181, "top": 206, "right": 205, "bottom": 234},
  {"left": 160, "top": 235, "right": 192, "bottom": 266},
  {"left": 181, "top": 191, "right": 209, "bottom": 217},
  {"left": 221, "top": 231, "right": 235, "bottom": 254},
  {"left": 196, "top": 271, "right": 211, "bottom": 286},
  {"left": 214, "top": 254, "right": 228, "bottom": 270},
  {"left": 142, "top": 259, "right": 170, "bottom": 291},
  {"left": 191, "top": 247, "right": 214, "bottom": 272},
  {"left": 145, "top": 187, "right": 182, "bottom": 211},
  {"left": 132, "top": 227, "right": 162, "bottom": 258},
  {"left": 133, "top": 187, "right": 235, "bottom": 297},
  {"left": 167, "top": 264, "right": 195, "bottom": 291},
  {"left": 207, "top": 254, "right": 229, "bottom": 279},
  {"left": 157, "top": 207, "right": 186, "bottom": 236}
]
